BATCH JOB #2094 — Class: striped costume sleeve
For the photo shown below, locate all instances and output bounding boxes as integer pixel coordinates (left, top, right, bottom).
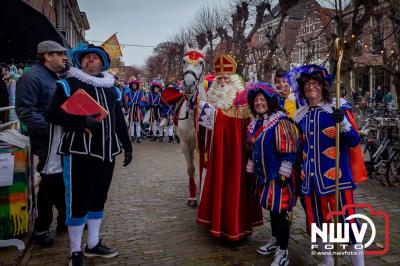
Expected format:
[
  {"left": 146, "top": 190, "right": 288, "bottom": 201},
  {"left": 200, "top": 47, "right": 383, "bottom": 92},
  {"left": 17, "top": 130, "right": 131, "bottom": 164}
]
[{"left": 275, "top": 119, "right": 298, "bottom": 177}]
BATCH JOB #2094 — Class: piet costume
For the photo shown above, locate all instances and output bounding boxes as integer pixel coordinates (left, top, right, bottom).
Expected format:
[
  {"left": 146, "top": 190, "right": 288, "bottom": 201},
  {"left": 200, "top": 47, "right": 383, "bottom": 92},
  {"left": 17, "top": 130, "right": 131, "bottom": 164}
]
[
  {"left": 45, "top": 44, "right": 132, "bottom": 262},
  {"left": 148, "top": 81, "right": 164, "bottom": 140},
  {"left": 196, "top": 54, "right": 263, "bottom": 241},
  {"left": 292, "top": 64, "right": 366, "bottom": 266},
  {"left": 125, "top": 79, "right": 145, "bottom": 139},
  {"left": 274, "top": 69, "right": 302, "bottom": 119},
  {"left": 246, "top": 82, "right": 298, "bottom": 265}
]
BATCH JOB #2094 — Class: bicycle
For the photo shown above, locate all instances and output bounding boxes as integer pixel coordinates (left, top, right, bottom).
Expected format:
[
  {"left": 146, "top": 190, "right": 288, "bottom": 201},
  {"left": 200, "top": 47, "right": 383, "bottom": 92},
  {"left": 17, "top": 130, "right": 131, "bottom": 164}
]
[{"left": 361, "top": 117, "right": 399, "bottom": 186}]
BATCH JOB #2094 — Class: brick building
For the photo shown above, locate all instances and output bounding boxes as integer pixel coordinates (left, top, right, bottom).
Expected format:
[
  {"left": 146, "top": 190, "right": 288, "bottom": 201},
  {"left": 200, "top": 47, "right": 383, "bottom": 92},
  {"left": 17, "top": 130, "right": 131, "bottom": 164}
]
[
  {"left": 350, "top": 1, "right": 399, "bottom": 99},
  {"left": 291, "top": 0, "right": 335, "bottom": 68},
  {"left": 23, "top": 0, "right": 90, "bottom": 47},
  {"left": 244, "top": 1, "right": 308, "bottom": 81}
]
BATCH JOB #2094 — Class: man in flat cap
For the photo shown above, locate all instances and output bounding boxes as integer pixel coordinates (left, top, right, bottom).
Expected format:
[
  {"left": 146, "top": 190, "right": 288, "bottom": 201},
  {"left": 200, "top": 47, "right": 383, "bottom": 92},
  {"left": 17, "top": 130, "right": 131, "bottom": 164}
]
[{"left": 16, "top": 40, "right": 68, "bottom": 247}]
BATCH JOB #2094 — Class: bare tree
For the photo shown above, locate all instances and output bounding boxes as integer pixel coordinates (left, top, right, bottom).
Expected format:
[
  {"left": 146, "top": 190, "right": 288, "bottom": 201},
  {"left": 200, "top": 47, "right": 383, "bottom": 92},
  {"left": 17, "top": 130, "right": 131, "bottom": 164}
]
[
  {"left": 191, "top": 4, "right": 224, "bottom": 72},
  {"left": 330, "top": 0, "right": 380, "bottom": 96},
  {"left": 214, "top": 0, "right": 274, "bottom": 75},
  {"left": 382, "top": 0, "right": 400, "bottom": 97}
]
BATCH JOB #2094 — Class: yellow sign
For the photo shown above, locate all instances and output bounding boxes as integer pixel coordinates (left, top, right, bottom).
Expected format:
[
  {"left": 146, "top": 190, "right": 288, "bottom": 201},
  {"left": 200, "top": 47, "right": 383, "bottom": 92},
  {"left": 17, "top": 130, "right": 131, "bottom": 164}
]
[{"left": 101, "top": 33, "right": 123, "bottom": 59}]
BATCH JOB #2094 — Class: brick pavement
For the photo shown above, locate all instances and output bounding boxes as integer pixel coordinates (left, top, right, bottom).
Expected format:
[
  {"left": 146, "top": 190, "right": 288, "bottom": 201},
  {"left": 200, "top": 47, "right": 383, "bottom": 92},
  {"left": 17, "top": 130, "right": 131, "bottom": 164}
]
[{"left": 1, "top": 140, "right": 399, "bottom": 265}]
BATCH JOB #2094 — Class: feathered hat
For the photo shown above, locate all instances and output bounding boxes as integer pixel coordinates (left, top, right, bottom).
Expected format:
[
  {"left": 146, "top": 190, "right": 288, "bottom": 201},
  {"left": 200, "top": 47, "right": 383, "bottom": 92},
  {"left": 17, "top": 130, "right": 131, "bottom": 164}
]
[
  {"left": 70, "top": 44, "right": 111, "bottom": 71},
  {"left": 203, "top": 73, "right": 215, "bottom": 91},
  {"left": 128, "top": 79, "right": 140, "bottom": 89},
  {"left": 288, "top": 64, "right": 333, "bottom": 97},
  {"left": 246, "top": 82, "right": 277, "bottom": 103},
  {"left": 150, "top": 80, "right": 163, "bottom": 91}
]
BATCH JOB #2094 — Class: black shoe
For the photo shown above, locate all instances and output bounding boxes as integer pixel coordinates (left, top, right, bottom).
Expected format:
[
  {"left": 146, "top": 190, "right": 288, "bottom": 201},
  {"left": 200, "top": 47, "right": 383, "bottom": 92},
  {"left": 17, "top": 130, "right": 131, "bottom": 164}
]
[
  {"left": 176, "top": 136, "right": 180, "bottom": 144},
  {"left": 150, "top": 137, "right": 157, "bottom": 141},
  {"left": 136, "top": 138, "right": 141, "bottom": 143},
  {"left": 130, "top": 137, "right": 135, "bottom": 142},
  {"left": 159, "top": 137, "right": 163, "bottom": 142},
  {"left": 83, "top": 239, "right": 118, "bottom": 258},
  {"left": 33, "top": 231, "right": 53, "bottom": 247},
  {"left": 69, "top": 251, "right": 84, "bottom": 266},
  {"left": 168, "top": 136, "right": 173, "bottom": 143},
  {"left": 56, "top": 223, "right": 68, "bottom": 233}
]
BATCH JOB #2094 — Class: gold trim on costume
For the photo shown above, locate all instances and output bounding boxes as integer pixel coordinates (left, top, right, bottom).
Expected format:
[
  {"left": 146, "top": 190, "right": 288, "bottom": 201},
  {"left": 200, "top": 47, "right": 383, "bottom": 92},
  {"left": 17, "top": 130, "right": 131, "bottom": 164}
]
[{"left": 221, "top": 105, "right": 251, "bottom": 119}]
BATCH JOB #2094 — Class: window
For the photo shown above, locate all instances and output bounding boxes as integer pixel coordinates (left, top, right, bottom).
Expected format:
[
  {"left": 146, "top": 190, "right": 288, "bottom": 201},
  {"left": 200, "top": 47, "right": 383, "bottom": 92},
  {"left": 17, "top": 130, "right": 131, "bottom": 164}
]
[{"left": 372, "top": 15, "right": 384, "bottom": 54}]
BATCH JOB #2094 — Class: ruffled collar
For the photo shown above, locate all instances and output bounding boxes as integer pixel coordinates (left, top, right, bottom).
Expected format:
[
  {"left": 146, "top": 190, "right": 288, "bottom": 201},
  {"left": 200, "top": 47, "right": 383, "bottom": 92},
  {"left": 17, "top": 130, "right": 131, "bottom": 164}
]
[
  {"left": 294, "top": 98, "right": 348, "bottom": 123},
  {"left": 248, "top": 111, "right": 286, "bottom": 136},
  {"left": 68, "top": 67, "right": 115, "bottom": 88}
]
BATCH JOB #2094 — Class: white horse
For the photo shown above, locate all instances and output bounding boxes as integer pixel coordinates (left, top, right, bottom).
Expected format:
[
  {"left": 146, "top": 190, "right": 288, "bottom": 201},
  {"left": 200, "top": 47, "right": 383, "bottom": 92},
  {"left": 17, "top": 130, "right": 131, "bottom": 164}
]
[{"left": 175, "top": 44, "right": 207, "bottom": 207}]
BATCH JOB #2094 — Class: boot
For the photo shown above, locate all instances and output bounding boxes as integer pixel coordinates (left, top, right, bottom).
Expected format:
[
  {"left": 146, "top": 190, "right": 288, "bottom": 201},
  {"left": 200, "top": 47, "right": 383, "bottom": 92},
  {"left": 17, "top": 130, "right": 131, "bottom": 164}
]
[
  {"left": 168, "top": 136, "right": 173, "bottom": 143},
  {"left": 175, "top": 136, "right": 180, "bottom": 144}
]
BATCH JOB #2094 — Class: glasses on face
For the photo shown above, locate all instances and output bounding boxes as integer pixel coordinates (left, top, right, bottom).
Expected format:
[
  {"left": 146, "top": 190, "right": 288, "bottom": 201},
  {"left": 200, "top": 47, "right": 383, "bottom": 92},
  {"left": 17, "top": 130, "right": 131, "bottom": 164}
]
[{"left": 304, "top": 80, "right": 321, "bottom": 90}]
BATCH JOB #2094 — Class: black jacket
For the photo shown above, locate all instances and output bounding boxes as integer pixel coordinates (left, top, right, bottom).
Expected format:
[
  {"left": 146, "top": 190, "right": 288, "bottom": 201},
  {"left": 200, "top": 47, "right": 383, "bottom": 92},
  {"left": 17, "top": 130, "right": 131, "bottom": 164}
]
[
  {"left": 15, "top": 63, "right": 59, "bottom": 157},
  {"left": 45, "top": 68, "right": 132, "bottom": 162}
]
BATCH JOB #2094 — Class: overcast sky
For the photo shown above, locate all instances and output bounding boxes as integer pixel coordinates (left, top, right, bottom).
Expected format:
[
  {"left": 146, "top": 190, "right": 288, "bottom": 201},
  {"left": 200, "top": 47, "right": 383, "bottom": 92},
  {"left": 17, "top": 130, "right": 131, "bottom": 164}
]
[
  {"left": 77, "top": 0, "right": 336, "bottom": 67},
  {"left": 77, "top": 0, "right": 226, "bottom": 67}
]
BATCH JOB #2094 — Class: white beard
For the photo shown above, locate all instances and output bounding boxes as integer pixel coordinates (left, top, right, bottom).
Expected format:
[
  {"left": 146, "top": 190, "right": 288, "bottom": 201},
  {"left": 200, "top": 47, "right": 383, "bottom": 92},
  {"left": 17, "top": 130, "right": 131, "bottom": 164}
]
[{"left": 206, "top": 74, "right": 243, "bottom": 110}]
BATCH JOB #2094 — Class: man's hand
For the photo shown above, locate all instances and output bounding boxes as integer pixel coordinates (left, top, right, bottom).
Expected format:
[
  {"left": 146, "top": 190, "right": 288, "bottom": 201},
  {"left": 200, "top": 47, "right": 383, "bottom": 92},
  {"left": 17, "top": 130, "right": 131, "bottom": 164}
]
[
  {"left": 123, "top": 151, "right": 132, "bottom": 167},
  {"left": 276, "top": 175, "right": 288, "bottom": 187},
  {"left": 85, "top": 112, "right": 101, "bottom": 128},
  {"left": 332, "top": 108, "right": 345, "bottom": 123}
]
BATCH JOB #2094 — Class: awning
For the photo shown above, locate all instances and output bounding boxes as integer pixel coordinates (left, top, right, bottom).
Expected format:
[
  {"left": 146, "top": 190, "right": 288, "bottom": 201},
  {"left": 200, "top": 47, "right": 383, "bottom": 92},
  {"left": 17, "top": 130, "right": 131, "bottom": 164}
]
[{"left": 0, "top": 0, "right": 69, "bottom": 62}]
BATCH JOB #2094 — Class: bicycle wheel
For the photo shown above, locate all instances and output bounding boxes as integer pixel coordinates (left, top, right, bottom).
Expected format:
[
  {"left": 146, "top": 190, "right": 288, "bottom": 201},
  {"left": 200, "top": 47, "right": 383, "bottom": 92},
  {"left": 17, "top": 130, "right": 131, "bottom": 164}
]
[
  {"left": 386, "top": 152, "right": 400, "bottom": 186},
  {"left": 364, "top": 142, "right": 388, "bottom": 185}
]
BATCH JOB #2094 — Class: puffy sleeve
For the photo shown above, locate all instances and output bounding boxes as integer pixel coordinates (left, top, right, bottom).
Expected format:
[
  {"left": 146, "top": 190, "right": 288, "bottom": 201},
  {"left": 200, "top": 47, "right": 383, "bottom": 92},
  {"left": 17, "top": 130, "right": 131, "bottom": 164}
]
[
  {"left": 339, "top": 106, "right": 360, "bottom": 148},
  {"left": 275, "top": 118, "right": 299, "bottom": 177}
]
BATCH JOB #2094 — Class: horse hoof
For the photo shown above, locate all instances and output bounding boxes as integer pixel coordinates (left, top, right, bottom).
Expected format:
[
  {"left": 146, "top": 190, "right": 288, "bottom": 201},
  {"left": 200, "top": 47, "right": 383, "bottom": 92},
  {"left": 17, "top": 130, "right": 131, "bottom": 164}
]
[{"left": 187, "top": 200, "right": 198, "bottom": 208}]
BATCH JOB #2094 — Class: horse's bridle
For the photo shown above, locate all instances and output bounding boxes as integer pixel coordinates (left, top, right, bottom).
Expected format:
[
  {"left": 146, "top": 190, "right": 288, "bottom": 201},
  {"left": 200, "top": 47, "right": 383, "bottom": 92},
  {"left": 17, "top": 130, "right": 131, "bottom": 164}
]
[
  {"left": 177, "top": 50, "right": 205, "bottom": 122},
  {"left": 174, "top": 92, "right": 196, "bottom": 121}
]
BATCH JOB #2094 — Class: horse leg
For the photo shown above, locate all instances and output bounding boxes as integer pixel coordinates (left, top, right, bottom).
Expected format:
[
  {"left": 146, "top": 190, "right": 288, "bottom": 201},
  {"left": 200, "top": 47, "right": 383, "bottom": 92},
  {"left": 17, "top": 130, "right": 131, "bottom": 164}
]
[{"left": 182, "top": 142, "right": 197, "bottom": 207}]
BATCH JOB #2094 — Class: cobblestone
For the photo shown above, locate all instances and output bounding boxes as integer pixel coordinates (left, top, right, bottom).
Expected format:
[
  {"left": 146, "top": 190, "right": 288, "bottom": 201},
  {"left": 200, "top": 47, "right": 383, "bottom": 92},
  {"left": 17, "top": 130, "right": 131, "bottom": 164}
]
[{"left": 1, "top": 140, "right": 399, "bottom": 265}]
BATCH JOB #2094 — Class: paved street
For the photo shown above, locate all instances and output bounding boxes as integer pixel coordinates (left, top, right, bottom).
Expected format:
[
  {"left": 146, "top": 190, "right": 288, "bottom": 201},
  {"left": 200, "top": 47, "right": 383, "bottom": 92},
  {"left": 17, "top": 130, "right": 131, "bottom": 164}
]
[{"left": 1, "top": 140, "right": 399, "bottom": 266}]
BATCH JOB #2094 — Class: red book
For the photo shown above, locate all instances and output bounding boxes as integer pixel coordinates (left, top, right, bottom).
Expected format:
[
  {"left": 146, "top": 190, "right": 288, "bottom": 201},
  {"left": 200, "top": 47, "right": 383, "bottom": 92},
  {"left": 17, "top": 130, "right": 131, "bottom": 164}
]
[{"left": 61, "top": 88, "right": 108, "bottom": 121}]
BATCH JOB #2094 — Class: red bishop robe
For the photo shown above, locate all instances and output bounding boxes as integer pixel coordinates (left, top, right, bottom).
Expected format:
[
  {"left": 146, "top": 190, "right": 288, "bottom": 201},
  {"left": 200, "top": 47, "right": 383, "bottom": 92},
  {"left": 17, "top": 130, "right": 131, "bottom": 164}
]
[{"left": 196, "top": 103, "right": 263, "bottom": 241}]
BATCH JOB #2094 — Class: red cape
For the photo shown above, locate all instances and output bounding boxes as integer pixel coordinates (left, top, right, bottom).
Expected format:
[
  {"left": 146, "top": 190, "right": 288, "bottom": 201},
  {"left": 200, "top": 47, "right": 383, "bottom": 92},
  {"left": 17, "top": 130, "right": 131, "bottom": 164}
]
[{"left": 196, "top": 110, "right": 263, "bottom": 241}]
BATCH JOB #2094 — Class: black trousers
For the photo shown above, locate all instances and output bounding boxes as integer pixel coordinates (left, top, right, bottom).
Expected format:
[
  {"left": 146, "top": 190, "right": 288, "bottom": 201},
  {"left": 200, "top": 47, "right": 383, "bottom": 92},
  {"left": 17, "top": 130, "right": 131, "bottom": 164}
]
[
  {"left": 63, "top": 154, "right": 115, "bottom": 226},
  {"left": 270, "top": 211, "right": 290, "bottom": 250},
  {"left": 34, "top": 157, "right": 66, "bottom": 232}
]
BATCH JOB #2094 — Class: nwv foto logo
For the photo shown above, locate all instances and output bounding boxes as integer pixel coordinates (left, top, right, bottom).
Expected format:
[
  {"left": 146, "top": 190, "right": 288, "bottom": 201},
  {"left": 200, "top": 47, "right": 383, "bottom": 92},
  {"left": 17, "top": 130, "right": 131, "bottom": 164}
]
[{"left": 310, "top": 203, "right": 390, "bottom": 256}]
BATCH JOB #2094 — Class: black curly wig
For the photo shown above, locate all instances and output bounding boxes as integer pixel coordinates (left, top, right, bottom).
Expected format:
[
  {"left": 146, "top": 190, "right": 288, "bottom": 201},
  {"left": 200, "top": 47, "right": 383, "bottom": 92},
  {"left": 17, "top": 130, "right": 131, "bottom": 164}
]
[
  {"left": 248, "top": 90, "right": 282, "bottom": 117},
  {"left": 297, "top": 74, "right": 332, "bottom": 104}
]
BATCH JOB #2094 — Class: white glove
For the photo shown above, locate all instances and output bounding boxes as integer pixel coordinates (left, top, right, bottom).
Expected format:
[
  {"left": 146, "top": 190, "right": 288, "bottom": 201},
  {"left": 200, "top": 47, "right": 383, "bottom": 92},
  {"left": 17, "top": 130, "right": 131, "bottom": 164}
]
[{"left": 246, "top": 159, "right": 254, "bottom": 174}]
